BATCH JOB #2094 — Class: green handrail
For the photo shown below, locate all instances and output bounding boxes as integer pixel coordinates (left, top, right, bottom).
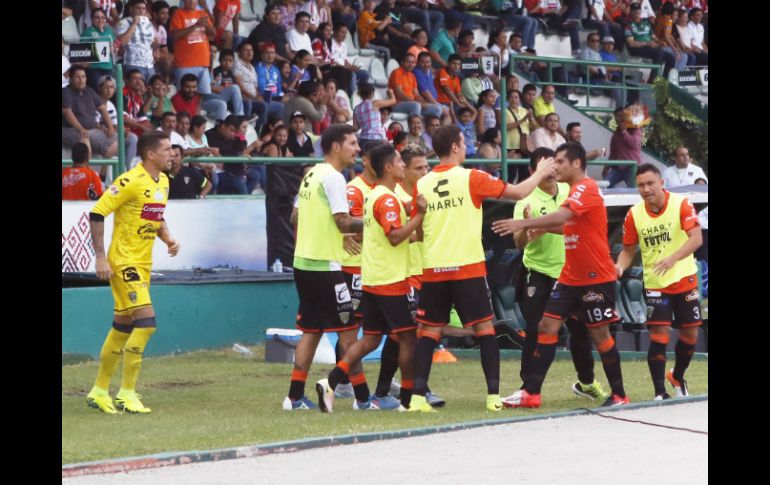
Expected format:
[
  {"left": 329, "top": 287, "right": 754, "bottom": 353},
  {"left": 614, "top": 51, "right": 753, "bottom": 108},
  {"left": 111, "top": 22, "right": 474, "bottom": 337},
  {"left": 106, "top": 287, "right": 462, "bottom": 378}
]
[{"left": 62, "top": 159, "right": 120, "bottom": 167}]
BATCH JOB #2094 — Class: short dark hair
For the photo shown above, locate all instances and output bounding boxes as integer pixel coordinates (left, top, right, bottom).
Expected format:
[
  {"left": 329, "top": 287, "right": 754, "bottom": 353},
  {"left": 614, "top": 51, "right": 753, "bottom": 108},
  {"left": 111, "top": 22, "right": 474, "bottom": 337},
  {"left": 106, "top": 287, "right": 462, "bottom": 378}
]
[
  {"left": 323, "top": 77, "right": 337, "bottom": 88},
  {"left": 171, "top": 144, "right": 184, "bottom": 157},
  {"left": 566, "top": 122, "right": 580, "bottom": 132},
  {"left": 320, "top": 124, "right": 358, "bottom": 155},
  {"left": 555, "top": 142, "right": 587, "bottom": 170},
  {"left": 295, "top": 11, "right": 310, "bottom": 23},
  {"left": 176, "top": 111, "right": 191, "bottom": 122},
  {"left": 293, "top": 49, "right": 311, "bottom": 63},
  {"left": 190, "top": 115, "right": 207, "bottom": 130},
  {"left": 529, "top": 147, "right": 555, "bottom": 170},
  {"left": 220, "top": 48, "right": 235, "bottom": 60},
  {"left": 636, "top": 163, "right": 661, "bottom": 177},
  {"left": 689, "top": 7, "right": 702, "bottom": 17},
  {"left": 221, "top": 114, "right": 241, "bottom": 128},
  {"left": 148, "top": 74, "right": 164, "bottom": 86},
  {"left": 370, "top": 144, "right": 398, "bottom": 178},
  {"left": 417, "top": 51, "right": 432, "bottom": 61},
  {"left": 523, "top": 83, "right": 537, "bottom": 94},
  {"left": 298, "top": 79, "right": 320, "bottom": 98},
  {"left": 411, "top": 28, "right": 426, "bottom": 39},
  {"left": 424, "top": 114, "right": 440, "bottom": 125},
  {"left": 401, "top": 145, "right": 427, "bottom": 166},
  {"left": 448, "top": 54, "right": 462, "bottom": 64},
  {"left": 510, "top": 33, "right": 522, "bottom": 41},
  {"left": 161, "top": 111, "right": 176, "bottom": 121},
  {"left": 361, "top": 140, "right": 387, "bottom": 159},
  {"left": 432, "top": 125, "right": 462, "bottom": 158},
  {"left": 661, "top": 2, "right": 675, "bottom": 15},
  {"left": 151, "top": 1, "right": 169, "bottom": 14},
  {"left": 238, "top": 41, "right": 253, "bottom": 52},
  {"left": 71, "top": 143, "right": 90, "bottom": 165},
  {"left": 446, "top": 19, "right": 462, "bottom": 31},
  {"left": 180, "top": 73, "right": 199, "bottom": 85},
  {"left": 459, "top": 29, "right": 474, "bottom": 41},
  {"left": 630, "top": 2, "right": 642, "bottom": 12},
  {"left": 137, "top": 131, "right": 170, "bottom": 159},
  {"left": 458, "top": 107, "right": 473, "bottom": 117},
  {"left": 479, "top": 127, "right": 500, "bottom": 145},
  {"left": 358, "top": 83, "right": 375, "bottom": 100},
  {"left": 68, "top": 65, "right": 88, "bottom": 78},
  {"left": 333, "top": 23, "right": 347, "bottom": 34},
  {"left": 545, "top": 113, "right": 560, "bottom": 124},
  {"left": 91, "top": 7, "right": 107, "bottom": 18},
  {"left": 265, "top": 2, "right": 281, "bottom": 15},
  {"left": 125, "top": 69, "right": 142, "bottom": 80},
  {"left": 402, "top": 53, "right": 416, "bottom": 63}
]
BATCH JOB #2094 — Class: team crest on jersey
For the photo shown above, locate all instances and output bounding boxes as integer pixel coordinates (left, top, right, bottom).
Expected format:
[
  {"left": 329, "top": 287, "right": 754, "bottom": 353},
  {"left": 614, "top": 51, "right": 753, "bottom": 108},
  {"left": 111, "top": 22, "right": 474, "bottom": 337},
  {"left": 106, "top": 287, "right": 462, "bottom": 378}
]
[
  {"left": 384, "top": 198, "right": 396, "bottom": 207},
  {"left": 154, "top": 189, "right": 164, "bottom": 201},
  {"left": 128, "top": 291, "right": 137, "bottom": 303},
  {"left": 646, "top": 305, "right": 655, "bottom": 319},
  {"left": 582, "top": 291, "right": 605, "bottom": 303},
  {"left": 109, "top": 185, "right": 120, "bottom": 196},
  {"left": 183, "top": 176, "right": 190, "bottom": 185},
  {"left": 527, "top": 286, "right": 536, "bottom": 297},
  {"left": 385, "top": 211, "right": 398, "bottom": 222}
]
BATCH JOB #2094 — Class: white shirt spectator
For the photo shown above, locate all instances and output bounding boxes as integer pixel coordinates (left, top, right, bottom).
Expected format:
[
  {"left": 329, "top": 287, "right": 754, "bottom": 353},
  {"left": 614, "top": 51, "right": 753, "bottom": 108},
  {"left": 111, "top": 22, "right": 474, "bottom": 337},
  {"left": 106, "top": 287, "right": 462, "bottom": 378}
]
[
  {"left": 688, "top": 21, "right": 705, "bottom": 49},
  {"left": 84, "top": 0, "right": 116, "bottom": 29},
  {"left": 530, "top": 127, "right": 566, "bottom": 151},
  {"left": 587, "top": 0, "right": 604, "bottom": 21},
  {"left": 640, "top": 0, "right": 655, "bottom": 19},
  {"left": 698, "top": 206, "right": 708, "bottom": 230},
  {"left": 331, "top": 38, "right": 347, "bottom": 67},
  {"left": 117, "top": 16, "right": 155, "bottom": 68},
  {"left": 95, "top": 100, "right": 118, "bottom": 126},
  {"left": 234, "top": 57, "right": 258, "bottom": 98},
  {"left": 489, "top": 44, "right": 511, "bottom": 69},
  {"left": 157, "top": 127, "right": 189, "bottom": 149},
  {"left": 675, "top": 23, "right": 693, "bottom": 50},
  {"left": 662, "top": 163, "right": 708, "bottom": 188},
  {"left": 62, "top": 56, "right": 71, "bottom": 87},
  {"left": 286, "top": 28, "right": 314, "bottom": 54}
]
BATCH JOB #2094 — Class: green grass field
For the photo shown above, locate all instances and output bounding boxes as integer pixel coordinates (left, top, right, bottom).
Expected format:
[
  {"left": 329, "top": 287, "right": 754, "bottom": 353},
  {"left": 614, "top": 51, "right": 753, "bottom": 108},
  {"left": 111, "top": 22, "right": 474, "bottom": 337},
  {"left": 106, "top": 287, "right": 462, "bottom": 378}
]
[{"left": 62, "top": 345, "right": 708, "bottom": 465}]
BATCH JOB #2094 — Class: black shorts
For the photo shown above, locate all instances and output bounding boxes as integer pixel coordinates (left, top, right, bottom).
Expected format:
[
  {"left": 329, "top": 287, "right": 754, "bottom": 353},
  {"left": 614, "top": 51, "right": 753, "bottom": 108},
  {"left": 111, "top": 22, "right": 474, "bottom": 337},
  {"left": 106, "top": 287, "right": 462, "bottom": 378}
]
[
  {"left": 645, "top": 287, "right": 703, "bottom": 328},
  {"left": 415, "top": 277, "right": 494, "bottom": 328},
  {"left": 543, "top": 281, "right": 620, "bottom": 328},
  {"left": 294, "top": 268, "right": 357, "bottom": 333},
  {"left": 362, "top": 290, "right": 418, "bottom": 336},
  {"left": 342, "top": 270, "right": 364, "bottom": 318}
]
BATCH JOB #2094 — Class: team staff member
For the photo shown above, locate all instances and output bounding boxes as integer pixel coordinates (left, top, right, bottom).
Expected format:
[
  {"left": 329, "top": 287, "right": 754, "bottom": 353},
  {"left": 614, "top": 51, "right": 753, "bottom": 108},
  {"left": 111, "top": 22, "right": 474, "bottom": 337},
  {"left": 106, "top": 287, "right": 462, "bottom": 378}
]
[
  {"left": 86, "top": 131, "right": 180, "bottom": 415},
  {"left": 493, "top": 142, "right": 629, "bottom": 408},
  {"left": 408, "top": 125, "right": 555, "bottom": 413},
  {"left": 616, "top": 164, "right": 702, "bottom": 400}
]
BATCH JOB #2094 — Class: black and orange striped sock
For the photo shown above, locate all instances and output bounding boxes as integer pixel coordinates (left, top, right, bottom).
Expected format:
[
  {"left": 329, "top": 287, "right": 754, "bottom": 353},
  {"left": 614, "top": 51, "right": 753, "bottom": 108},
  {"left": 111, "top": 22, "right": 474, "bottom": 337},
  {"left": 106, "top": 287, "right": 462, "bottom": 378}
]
[
  {"left": 329, "top": 361, "right": 351, "bottom": 389},
  {"left": 673, "top": 333, "right": 697, "bottom": 382},
  {"left": 525, "top": 334, "right": 558, "bottom": 394},
  {"left": 647, "top": 333, "right": 669, "bottom": 395},
  {"left": 334, "top": 341, "right": 351, "bottom": 385},
  {"left": 288, "top": 369, "right": 308, "bottom": 400},
  {"left": 598, "top": 336, "right": 626, "bottom": 397},
  {"left": 350, "top": 372, "right": 370, "bottom": 402},
  {"left": 477, "top": 330, "right": 500, "bottom": 394},
  {"left": 413, "top": 334, "right": 439, "bottom": 395},
  {"left": 375, "top": 336, "right": 400, "bottom": 397},
  {"left": 400, "top": 379, "right": 414, "bottom": 408}
]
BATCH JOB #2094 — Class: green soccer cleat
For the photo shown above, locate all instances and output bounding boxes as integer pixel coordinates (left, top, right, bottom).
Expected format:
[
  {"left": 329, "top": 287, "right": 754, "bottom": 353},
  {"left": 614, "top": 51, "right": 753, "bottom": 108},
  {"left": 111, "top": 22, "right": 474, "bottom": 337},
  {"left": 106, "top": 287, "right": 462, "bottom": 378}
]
[
  {"left": 572, "top": 380, "right": 611, "bottom": 401},
  {"left": 407, "top": 394, "right": 437, "bottom": 413},
  {"left": 86, "top": 388, "right": 119, "bottom": 415},
  {"left": 486, "top": 394, "right": 503, "bottom": 411},
  {"left": 115, "top": 390, "right": 152, "bottom": 414}
]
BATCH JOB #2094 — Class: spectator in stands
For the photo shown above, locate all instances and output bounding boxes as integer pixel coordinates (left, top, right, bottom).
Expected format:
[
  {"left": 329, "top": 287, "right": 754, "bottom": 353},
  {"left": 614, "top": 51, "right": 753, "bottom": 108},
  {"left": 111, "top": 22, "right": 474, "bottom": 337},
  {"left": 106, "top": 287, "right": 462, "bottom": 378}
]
[
  {"left": 234, "top": 42, "right": 272, "bottom": 132},
  {"left": 150, "top": 1, "right": 173, "bottom": 82},
  {"left": 186, "top": 114, "right": 220, "bottom": 191},
  {"left": 674, "top": 9, "right": 697, "bottom": 67},
  {"left": 477, "top": 128, "right": 502, "bottom": 171},
  {"left": 319, "top": 79, "right": 352, "bottom": 129},
  {"left": 330, "top": 0, "right": 357, "bottom": 34},
  {"left": 213, "top": 0, "right": 241, "bottom": 49},
  {"left": 655, "top": 2, "right": 689, "bottom": 71},
  {"left": 528, "top": 0, "right": 582, "bottom": 56},
  {"left": 167, "top": 144, "right": 211, "bottom": 198},
  {"left": 93, "top": 75, "right": 139, "bottom": 169},
  {"left": 283, "top": 80, "right": 337, "bottom": 131},
  {"left": 208, "top": 115, "right": 250, "bottom": 193},
  {"left": 144, "top": 74, "right": 175, "bottom": 127},
  {"left": 599, "top": 36, "right": 624, "bottom": 84},
  {"left": 457, "top": 29, "right": 476, "bottom": 58},
  {"left": 170, "top": 0, "right": 216, "bottom": 94},
  {"left": 625, "top": 2, "right": 675, "bottom": 83},
  {"left": 581, "top": 33, "right": 626, "bottom": 108},
  {"left": 211, "top": 48, "right": 246, "bottom": 118},
  {"left": 521, "top": 83, "right": 538, "bottom": 112},
  {"left": 422, "top": 114, "right": 441, "bottom": 154},
  {"left": 436, "top": 54, "right": 471, "bottom": 112},
  {"left": 374, "top": 0, "right": 418, "bottom": 60},
  {"left": 330, "top": 24, "right": 371, "bottom": 96},
  {"left": 176, "top": 111, "right": 191, "bottom": 139},
  {"left": 429, "top": 19, "right": 462, "bottom": 68},
  {"left": 454, "top": 106, "right": 478, "bottom": 158},
  {"left": 407, "top": 29, "right": 430, "bottom": 61},
  {"left": 358, "top": 0, "right": 393, "bottom": 62},
  {"left": 662, "top": 146, "right": 707, "bottom": 188},
  {"left": 688, "top": 7, "right": 707, "bottom": 65},
  {"left": 63, "top": 139, "right": 104, "bottom": 201},
  {"left": 584, "top": 0, "right": 625, "bottom": 48},
  {"left": 476, "top": 89, "right": 498, "bottom": 135},
  {"left": 603, "top": 0, "right": 627, "bottom": 28},
  {"left": 530, "top": 112, "right": 566, "bottom": 150},
  {"left": 413, "top": 52, "right": 451, "bottom": 122},
  {"left": 303, "top": 0, "right": 331, "bottom": 34},
  {"left": 389, "top": 54, "right": 444, "bottom": 119},
  {"left": 62, "top": 66, "right": 118, "bottom": 160},
  {"left": 460, "top": 68, "right": 493, "bottom": 107},
  {"left": 491, "top": 2, "right": 539, "bottom": 51},
  {"left": 405, "top": 115, "right": 431, "bottom": 153},
  {"left": 399, "top": 0, "right": 445, "bottom": 41},
  {"left": 157, "top": 111, "right": 188, "bottom": 148},
  {"left": 62, "top": 38, "right": 70, "bottom": 88},
  {"left": 83, "top": 0, "right": 120, "bottom": 29},
  {"left": 566, "top": 122, "right": 604, "bottom": 160},
  {"left": 488, "top": 30, "right": 511, "bottom": 73},
  {"left": 261, "top": 124, "right": 292, "bottom": 159},
  {"left": 606, "top": 106, "right": 642, "bottom": 188},
  {"left": 256, "top": 43, "right": 287, "bottom": 123},
  {"left": 171, "top": 73, "right": 230, "bottom": 123},
  {"left": 286, "top": 11, "right": 317, "bottom": 62},
  {"left": 501, "top": 89, "right": 534, "bottom": 182},
  {"left": 290, "top": 50, "right": 323, "bottom": 86},
  {"left": 248, "top": 3, "right": 290, "bottom": 62},
  {"left": 81, "top": 8, "right": 116, "bottom": 91},
  {"left": 287, "top": 111, "right": 315, "bottom": 157},
  {"left": 122, "top": 69, "right": 154, "bottom": 137},
  {"left": 279, "top": 0, "right": 305, "bottom": 32},
  {"left": 117, "top": 0, "right": 155, "bottom": 82},
  {"left": 311, "top": 22, "right": 334, "bottom": 66},
  {"left": 532, "top": 85, "right": 565, "bottom": 137},
  {"left": 353, "top": 84, "right": 397, "bottom": 144}
]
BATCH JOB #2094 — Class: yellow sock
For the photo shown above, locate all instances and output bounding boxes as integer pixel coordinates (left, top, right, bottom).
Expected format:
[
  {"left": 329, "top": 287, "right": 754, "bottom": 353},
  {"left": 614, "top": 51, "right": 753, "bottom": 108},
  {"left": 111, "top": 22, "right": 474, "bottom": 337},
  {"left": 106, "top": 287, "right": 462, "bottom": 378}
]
[
  {"left": 120, "top": 327, "right": 156, "bottom": 392},
  {"left": 93, "top": 327, "right": 132, "bottom": 391}
]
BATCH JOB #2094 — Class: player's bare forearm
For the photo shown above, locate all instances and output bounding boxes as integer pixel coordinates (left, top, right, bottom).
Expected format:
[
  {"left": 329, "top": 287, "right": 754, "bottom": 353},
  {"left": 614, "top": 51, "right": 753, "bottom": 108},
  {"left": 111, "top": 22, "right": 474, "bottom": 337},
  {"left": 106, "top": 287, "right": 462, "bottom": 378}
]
[
  {"left": 334, "top": 214, "right": 364, "bottom": 234},
  {"left": 89, "top": 218, "right": 107, "bottom": 258},
  {"left": 290, "top": 207, "right": 298, "bottom": 227},
  {"left": 513, "top": 229, "right": 528, "bottom": 249},
  {"left": 159, "top": 220, "right": 181, "bottom": 256},
  {"left": 616, "top": 244, "right": 636, "bottom": 274},
  {"left": 387, "top": 213, "right": 424, "bottom": 246},
  {"left": 669, "top": 227, "right": 703, "bottom": 263}
]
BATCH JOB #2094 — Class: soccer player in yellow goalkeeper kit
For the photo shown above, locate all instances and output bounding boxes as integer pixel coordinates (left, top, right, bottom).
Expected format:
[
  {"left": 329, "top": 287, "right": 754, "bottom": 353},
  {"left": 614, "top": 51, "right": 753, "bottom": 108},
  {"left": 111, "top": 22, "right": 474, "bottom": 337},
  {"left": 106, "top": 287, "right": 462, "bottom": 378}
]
[{"left": 86, "top": 131, "right": 180, "bottom": 414}]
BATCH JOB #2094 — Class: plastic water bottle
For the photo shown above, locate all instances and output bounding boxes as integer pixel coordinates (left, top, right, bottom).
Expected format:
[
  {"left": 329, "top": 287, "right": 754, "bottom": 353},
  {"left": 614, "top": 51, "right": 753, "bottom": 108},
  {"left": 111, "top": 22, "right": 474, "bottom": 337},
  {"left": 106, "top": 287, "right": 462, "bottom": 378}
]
[
  {"left": 636, "top": 310, "right": 646, "bottom": 323},
  {"left": 272, "top": 258, "right": 283, "bottom": 273},
  {"left": 232, "top": 343, "right": 254, "bottom": 356}
]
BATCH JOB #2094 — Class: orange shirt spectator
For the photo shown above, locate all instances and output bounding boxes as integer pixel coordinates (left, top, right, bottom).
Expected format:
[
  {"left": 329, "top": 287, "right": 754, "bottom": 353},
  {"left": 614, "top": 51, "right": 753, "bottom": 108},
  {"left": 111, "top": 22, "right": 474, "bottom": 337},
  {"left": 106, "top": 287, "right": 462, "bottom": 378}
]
[
  {"left": 407, "top": 44, "right": 428, "bottom": 60},
  {"left": 62, "top": 166, "right": 103, "bottom": 201},
  {"left": 435, "top": 67, "right": 460, "bottom": 104},
  {"left": 358, "top": 11, "right": 379, "bottom": 47},
  {"left": 170, "top": 7, "right": 212, "bottom": 68},
  {"left": 388, "top": 67, "right": 418, "bottom": 101}
]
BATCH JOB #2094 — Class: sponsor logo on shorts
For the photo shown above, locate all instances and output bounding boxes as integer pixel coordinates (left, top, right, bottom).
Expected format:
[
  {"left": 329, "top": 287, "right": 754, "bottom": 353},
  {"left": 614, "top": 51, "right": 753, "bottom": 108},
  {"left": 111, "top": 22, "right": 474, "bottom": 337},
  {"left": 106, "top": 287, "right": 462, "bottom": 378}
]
[
  {"left": 646, "top": 298, "right": 664, "bottom": 305},
  {"left": 685, "top": 289, "right": 700, "bottom": 302},
  {"left": 128, "top": 291, "right": 137, "bottom": 303},
  {"left": 582, "top": 291, "right": 605, "bottom": 303},
  {"left": 335, "top": 283, "right": 351, "bottom": 304},
  {"left": 351, "top": 298, "right": 360, "bottom": 310},
  {"left": 339, "top": 311, "right": 350, "bottom": 324},
  {"left": 646, "top": 290, "right": 662, "bottom": 297},
  {"left": 527, "top": 286, "right": 536, "bottom": 297},
  {"left": 352, "top": 274, "right": 362, "bottom": 291},
  {"left": 121, "top": 267, "right": 141, "bottom": 282},
  {"left": 140, "top": 203, "right": 166, "bottom": 221}
]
